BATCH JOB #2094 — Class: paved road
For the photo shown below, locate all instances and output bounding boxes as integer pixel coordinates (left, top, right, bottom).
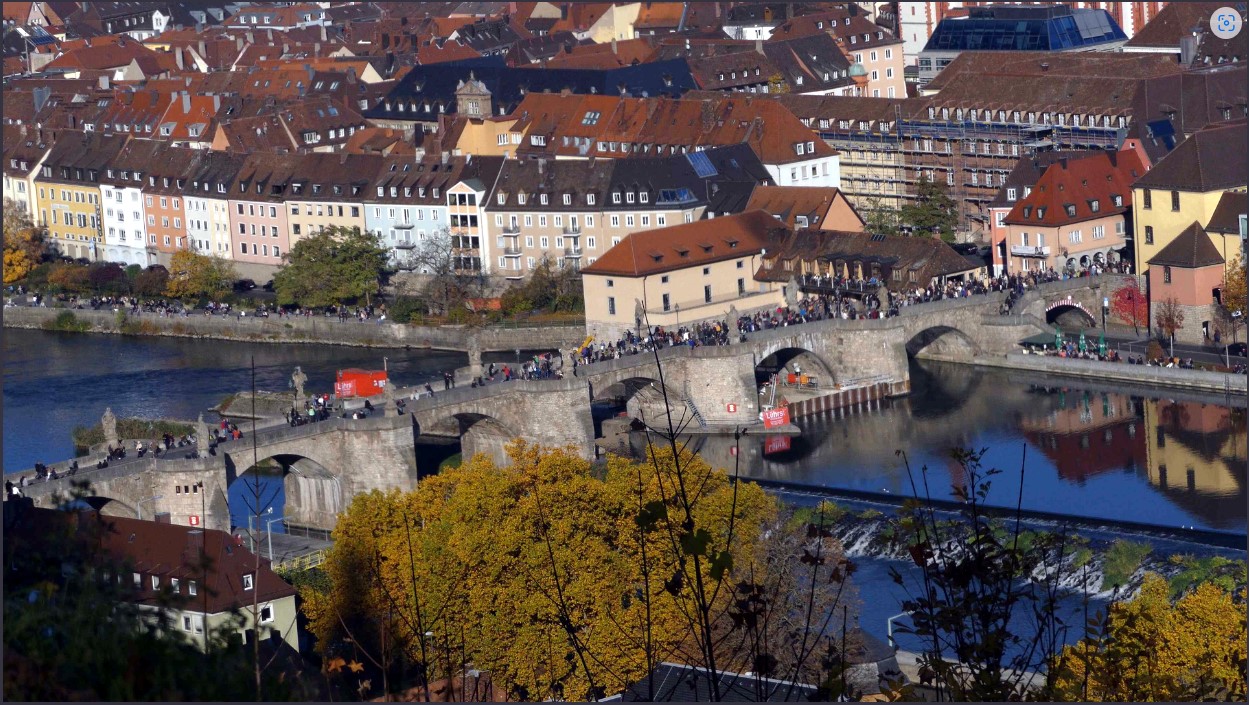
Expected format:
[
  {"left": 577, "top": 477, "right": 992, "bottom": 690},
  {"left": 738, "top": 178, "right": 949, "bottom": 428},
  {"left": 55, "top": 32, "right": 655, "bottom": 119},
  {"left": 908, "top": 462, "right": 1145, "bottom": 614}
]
[{"left": 1057, "top": 323, "right": 1248, "bottom": 366}]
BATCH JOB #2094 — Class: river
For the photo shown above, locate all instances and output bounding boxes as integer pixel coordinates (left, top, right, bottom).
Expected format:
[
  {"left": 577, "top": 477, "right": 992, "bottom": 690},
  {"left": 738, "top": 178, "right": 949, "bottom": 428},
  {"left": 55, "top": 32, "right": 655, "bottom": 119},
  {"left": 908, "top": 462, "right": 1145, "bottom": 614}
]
[
  {"left": 5, "top": 329, "right": 1246, "bottom": 535},
  {"left": 5, "top": 329, "right": 1245, "bottom": 659}
]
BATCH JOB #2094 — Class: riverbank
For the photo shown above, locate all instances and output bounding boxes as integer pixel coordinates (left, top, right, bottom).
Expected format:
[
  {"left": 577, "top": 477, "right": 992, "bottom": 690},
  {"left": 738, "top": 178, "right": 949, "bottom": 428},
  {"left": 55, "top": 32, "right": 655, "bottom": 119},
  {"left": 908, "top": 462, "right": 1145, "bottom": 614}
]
[
  {"left": 1, "top": 305, "right": 583, "bottom": 353},
  {"left": 970, "top": 352, "right": 1248, "bottom": 398}
]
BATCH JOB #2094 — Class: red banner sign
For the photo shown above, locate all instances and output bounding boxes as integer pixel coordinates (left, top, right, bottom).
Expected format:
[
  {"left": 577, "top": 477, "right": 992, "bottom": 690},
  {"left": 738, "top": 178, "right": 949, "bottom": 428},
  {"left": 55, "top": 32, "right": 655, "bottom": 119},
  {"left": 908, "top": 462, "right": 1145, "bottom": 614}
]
[
  {"left": 334, "top": 380, "right": 357, "bottom": 397},
  {"left": 188, "top": 515, "right": 200, "bottom": 526},
  {"left": 764, "top": 435, "right": 792, "bottom": 455},
  {"left": 761, "top": 407, "right": 790, "bottom": 429}
]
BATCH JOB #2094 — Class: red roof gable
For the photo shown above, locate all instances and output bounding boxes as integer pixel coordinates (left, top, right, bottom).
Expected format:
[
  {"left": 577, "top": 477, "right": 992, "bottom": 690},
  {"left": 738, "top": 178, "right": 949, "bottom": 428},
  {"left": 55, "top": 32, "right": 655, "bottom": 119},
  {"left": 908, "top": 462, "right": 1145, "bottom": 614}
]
[{"left": 1004, "top": 150, "right": 1145, "bottom": 228}]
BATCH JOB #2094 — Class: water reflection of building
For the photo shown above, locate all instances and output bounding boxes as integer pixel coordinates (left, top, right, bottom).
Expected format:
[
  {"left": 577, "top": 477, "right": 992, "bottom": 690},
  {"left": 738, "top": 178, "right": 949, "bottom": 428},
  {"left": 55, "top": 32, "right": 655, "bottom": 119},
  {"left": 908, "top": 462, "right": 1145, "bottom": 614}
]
[
  {"left": 1143, "top": 401, "right": 1247, "bottom": 530},
  {"left": 1020, "top": 390, "right": 1147, "bottom": 484}
]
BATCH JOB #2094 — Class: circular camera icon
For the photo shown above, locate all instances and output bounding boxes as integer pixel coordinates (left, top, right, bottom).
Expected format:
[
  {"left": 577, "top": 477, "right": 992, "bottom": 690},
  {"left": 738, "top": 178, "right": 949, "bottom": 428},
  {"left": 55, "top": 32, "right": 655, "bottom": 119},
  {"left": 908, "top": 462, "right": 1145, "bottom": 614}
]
[{"left": 1211, "top": 7, "right": 1243, "bottom": 39}]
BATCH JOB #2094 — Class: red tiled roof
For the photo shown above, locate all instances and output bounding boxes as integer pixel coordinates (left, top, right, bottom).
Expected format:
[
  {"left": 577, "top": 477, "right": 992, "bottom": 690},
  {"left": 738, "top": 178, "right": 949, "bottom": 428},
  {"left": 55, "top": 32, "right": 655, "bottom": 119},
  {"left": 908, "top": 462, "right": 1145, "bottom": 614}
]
[
  {"left": 582, "top": 210, "right": 779, "bottom": 278},
  {"left": 1004, "top": 150, "right": 1145, "bottom": 228}
]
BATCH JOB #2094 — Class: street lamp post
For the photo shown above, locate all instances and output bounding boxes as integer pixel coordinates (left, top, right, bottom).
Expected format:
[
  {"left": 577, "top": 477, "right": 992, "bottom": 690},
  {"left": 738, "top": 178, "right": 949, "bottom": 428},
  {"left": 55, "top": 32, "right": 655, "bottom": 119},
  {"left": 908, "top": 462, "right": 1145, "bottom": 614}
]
[
  {"left": 887, "top": 611, "right": 914, "bottom": 651},
  {"left": 136, "top": 494, "right": 163, "bottom": 521}
]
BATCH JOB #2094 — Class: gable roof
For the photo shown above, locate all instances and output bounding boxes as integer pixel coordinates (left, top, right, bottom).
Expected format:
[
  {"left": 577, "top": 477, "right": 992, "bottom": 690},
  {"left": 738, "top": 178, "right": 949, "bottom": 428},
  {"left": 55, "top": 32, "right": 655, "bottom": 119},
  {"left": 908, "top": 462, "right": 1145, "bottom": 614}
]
[
  {"left": 988, "top": 150, "right": 1092, "bottom": 209},
  {"left": 1005, "top": 150, "right": 1145, "bottom": 228},
  {"left": 3, "top": 503, "right": 296, "bottom": 615},
  {"left": 745, "top": 185, "right": 860, "bottom": 229},
  {"left": 1148, "top": 221, "right": 1226, "bottom": 268},
  {"left": 757, "top": 228, "right": 978, "bottom": 285},
  {"left": 582, "top": 210, "right": 779, "bottom": 278},
  {"left": 1126, "top": 2, "right": 1229, "bottom": 49},
  {"left": 1205, "top": 191, "right": 1248, "bottom": 235},
  {"left": 1133, "top": 119, "right": 1249, "bottom": 192}
]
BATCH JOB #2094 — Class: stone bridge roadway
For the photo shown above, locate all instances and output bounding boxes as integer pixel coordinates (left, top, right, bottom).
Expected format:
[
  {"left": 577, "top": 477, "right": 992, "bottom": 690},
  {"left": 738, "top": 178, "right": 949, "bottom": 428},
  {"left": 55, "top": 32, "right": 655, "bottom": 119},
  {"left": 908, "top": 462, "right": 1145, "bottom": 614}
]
[{"left": 20, "top": 276, "right": 1127, "bottom": 533}]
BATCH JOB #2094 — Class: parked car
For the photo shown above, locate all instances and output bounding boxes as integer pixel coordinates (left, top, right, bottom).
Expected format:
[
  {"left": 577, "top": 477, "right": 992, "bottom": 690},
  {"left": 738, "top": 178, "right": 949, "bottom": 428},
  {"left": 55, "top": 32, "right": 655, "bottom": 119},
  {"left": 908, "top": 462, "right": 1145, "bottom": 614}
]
[
  {"left": 1227, "top": 342, "right": 1247, "bottom": 358},
  {"left": 262, "top": 280, "right": 275, "bottom": 292},
  {"left": 233, "top": 279, "right": 257, "bottom": 292}
]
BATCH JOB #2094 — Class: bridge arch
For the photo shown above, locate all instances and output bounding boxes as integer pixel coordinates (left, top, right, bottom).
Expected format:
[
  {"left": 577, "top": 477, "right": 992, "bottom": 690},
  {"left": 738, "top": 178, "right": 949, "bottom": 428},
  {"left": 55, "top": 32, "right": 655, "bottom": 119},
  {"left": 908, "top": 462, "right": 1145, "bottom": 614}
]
[
  {"left": 1045, "top": 302, "right": 1098, "bottom": 328},
  {"left": 754, "top": 345, "right": 838, "bottom": 387},
  {"left": 905, "top": 325, "right": 980, "bottom": 359},
  {"left": 73, "top": 495, "right": 140, "bottom": 519}
]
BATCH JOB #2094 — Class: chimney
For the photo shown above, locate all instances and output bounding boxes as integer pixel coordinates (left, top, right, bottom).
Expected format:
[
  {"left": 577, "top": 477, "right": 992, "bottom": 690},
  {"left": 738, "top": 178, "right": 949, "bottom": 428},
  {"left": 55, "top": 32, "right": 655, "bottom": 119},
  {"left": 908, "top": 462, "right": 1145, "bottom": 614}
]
[
  {"left": 235, "top": 36, "right": 243, "bottom": 53},
  {"left": 756, "top": 38, "right": 764, "bottom": 55},
  {"left": 245, "top": 30, "right": 254, "bottom": 44},
  {"left": 320, "top": 25, "right": 327, "bottom": 42},
  {"left": 267, "top": 29, "right": 273, "bottom": 42},
  {"left": 1040, "top": 62, "right": 1050, "bottom": 72},
  {"left": 212, "top": 94, "right": 220, "bottom": 112},
  {"left": 611, "top": 37, "right": 617, "bottom": 54},
  {"left": 441, "top": 150, "right": 449, "bottom": 164},
  {"left": 182, "top": 91, "right": 191, "bottom": 113},
  {"left": 197, "top": 39, "right": 206, "bottom": 58}
]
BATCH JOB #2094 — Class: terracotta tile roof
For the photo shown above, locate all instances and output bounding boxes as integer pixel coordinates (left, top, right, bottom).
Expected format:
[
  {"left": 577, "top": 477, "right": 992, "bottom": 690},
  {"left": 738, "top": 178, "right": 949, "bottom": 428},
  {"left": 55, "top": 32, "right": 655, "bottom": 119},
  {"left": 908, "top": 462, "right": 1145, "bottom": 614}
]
[
  {"left": 344, "top": 127, "right": 414, "bottom": 155},
  {"left": 1205, "top": 191, "right": 1248, "bottom": 235},
  {"left": 1133, "top": 120, "right": 1248, "bottom": 192},
  {"left": 634, "top": 1, "right": 686, "bottom": 30},
  {"left": 745, "top": 185, "right": 861, "bottom": 230},
  {"left": 770, "top": 7, "right": 902, "bottom": 47},
  {"left": 510, "top": 92, "right": 836, "bottom": 165},
  {"left": 42, "top": 37, "right": 161, "bottom": 71},
  {"left": 218, "top": 114, "right": 299, "bottom": 154},
  {"left": 4, "top": 504, "right": 296, "bottom": 616},
  {"left": 582, "top": 210, "right": 779, "bottom": 278},
  {"left": 1148, "top": 221, "right": 1226, "bottom": 268},
  {"left": 3, "top": 2, "right": 33, "bottom": 22},
  {"left": 1126, "top": 2, "right": 1231, "bottom": 48},
  {"left": 987, "top": 150, "right": 1092, "bottom": 209},
  {"left": 1005, "top": 150, "right": 1144, "bottom": 228},
  {"left": 414, "top": 34, "right": 482, "bottom": 64}
]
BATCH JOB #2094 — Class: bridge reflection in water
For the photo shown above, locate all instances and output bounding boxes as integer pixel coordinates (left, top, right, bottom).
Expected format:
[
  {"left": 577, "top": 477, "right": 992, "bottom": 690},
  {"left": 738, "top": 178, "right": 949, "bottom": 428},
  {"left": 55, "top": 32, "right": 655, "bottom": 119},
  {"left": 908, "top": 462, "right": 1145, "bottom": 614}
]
[{"left": 615, "top": 360, "right": 1246, "bottom": 533}]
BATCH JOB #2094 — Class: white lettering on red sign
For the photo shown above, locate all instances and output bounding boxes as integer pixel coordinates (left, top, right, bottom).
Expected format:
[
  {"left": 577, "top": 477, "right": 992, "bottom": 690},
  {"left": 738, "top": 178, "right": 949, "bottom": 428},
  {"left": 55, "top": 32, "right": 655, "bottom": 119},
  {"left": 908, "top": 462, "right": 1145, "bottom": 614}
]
[
  {"left": 726, "top": 403, "right": 738, "bottom": 413},
  {"left": 189, "top": 515, "right": 200, "bottom": 526}
]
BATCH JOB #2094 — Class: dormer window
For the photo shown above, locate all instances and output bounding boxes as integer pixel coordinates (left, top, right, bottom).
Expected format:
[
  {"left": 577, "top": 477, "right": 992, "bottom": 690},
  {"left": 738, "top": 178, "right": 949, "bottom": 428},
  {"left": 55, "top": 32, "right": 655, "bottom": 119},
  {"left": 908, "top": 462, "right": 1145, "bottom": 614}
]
[
  {"left": 1023, "top": 206, "right": 1032, "bottom": 218},
  {"left": 1065, "top": 204, "right": 1077, "bottom": 217},
  {"left": 1037, "top": 207, "right": 1046, "bottom": 219},
  {"left": 563, "top": 193, "right": 572, "bottom": 205},
  {"left": 497, "top": 193, "right": 506, "bottom": 204},
  {"left": 540, "top": 194, "right": 549, "bottom": 205},
  {"left": 1089, "top": 200, "right": 1100, "bottom": 213},
  {"left": 587, "top": 193, "right": 596, "bottom": 205},
  {"left": 312, "top": 184, "right": 322, "bottom": 195},
  {"left": 626, "top": 192, "right": 635, "bottom": 203},
  {"left": 639, "top": 192, "right": 648, "bottom": 203},
  {"left": 518, "top": 193, "right": 526, "bottom": 205},
  {"left": 612, "top": 192, "right": 621, "bottom": 204},
  {"left": 378, "top": 186, "right": 385, "bottom": 197},
  {"left": 242, "top": 574, "right": 254, "bottom": 591},
  {"left": 796, "top": 142, "right": 806, "bottom": 156},
  {"left": 1112, "top": 195, "right": 1122, "bottom": 207}
]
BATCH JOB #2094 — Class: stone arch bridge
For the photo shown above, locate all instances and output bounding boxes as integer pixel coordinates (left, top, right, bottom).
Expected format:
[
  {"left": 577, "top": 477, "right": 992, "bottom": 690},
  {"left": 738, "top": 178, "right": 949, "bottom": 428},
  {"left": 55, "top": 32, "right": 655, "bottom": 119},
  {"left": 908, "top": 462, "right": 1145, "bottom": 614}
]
[{"left": 20, "top": 277, "right": 1126, "bottom": 532}]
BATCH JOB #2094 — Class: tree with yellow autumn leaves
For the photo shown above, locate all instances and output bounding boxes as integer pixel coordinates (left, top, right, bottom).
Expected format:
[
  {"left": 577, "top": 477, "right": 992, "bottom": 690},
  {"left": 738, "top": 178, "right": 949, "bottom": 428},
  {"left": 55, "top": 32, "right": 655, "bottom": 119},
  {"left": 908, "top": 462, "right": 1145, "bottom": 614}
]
[
  {"left": 3, "top": 198, "right": 49, "bottom": 285},
  {"left": 1050, "top": 572, "right": 1247, "bottom": 701},
  {"left": 300, "top": 441, "right": 860, "bottom": 702},
  {"left": 163, "top": 249, "right": 237, "bottom": 301}
]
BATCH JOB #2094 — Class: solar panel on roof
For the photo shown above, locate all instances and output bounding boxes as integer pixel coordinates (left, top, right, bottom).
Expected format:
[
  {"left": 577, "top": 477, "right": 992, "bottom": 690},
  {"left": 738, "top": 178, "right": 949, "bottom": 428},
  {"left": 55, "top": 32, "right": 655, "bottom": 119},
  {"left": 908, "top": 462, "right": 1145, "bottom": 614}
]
[{"left": 686, "top": 151, "right": 717, "bottom": 178}]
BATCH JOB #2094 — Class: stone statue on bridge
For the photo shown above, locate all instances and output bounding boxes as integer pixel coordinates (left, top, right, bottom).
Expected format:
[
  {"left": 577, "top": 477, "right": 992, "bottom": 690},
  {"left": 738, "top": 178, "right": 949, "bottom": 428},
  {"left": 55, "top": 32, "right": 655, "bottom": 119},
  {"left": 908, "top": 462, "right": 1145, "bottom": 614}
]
[
  {"left": 101, "top": 407, "right": 118, "bottom": 450},
  {"left": 196, "top": 413, "right": 210, "bottom": 458},
  {"left": 291, "top": 366, "right": 307, "bottom": 403}
]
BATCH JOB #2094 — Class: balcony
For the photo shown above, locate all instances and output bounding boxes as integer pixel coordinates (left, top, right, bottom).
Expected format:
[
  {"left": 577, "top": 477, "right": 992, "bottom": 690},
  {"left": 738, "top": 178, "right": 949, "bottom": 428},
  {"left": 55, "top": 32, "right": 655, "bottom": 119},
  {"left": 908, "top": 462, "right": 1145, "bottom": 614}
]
[
  {"left": 563, "top": 247, "right": 583, "bottom": 257},
  {"left": 502, "top": 247, "right": 522, "bottom": 257},
  {"left": 1011, "top": 245, "right": 1051, "bottom": 257},
  {"left": 562, "top": 224, "right": 581, "bottom": 235},
  {"left": 502, "top": 224, "right": 521, "bottom": 234},
  {"left": 395, "top": 241, "right": 416, "bottom": 250}
]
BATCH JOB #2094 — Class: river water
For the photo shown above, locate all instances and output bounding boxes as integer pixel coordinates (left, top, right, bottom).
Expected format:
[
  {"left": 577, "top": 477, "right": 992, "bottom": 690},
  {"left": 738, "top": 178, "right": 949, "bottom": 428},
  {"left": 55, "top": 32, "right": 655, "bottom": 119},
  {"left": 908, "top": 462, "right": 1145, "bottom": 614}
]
[
  {"left": 5, "top": 329, "right": 1246, "bottom": 534},
  {"left": 5, "top": 329, "right": 1245, "bottom": 657}
]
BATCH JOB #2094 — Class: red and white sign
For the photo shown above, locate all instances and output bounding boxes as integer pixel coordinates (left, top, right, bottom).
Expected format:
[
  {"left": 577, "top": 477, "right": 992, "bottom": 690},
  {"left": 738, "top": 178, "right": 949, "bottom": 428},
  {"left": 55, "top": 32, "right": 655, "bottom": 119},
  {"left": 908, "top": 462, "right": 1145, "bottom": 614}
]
[
  {"left": 764, "top": 435, "right": 792, "bottom": 455},
  {"left": 761, "top": 406, "right": 791, "bottom": 429},
  {"left": 334, "top": 380, "right": 357, "bottom": 397},
  {"left": 188, "top": 515, "right": 200, "bottom": 526},
  {"left": 726, "top": 403, "right": 738, "bottom": 413},
  {"left": 730, "top": 446, "right": 739, "bottom": 457}
]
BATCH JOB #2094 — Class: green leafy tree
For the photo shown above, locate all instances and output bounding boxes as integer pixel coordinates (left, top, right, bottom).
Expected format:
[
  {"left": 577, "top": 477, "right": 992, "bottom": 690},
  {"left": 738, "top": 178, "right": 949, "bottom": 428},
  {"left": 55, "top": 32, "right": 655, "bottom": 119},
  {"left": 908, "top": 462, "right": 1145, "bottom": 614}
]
[
  {"left": 859, "top": 196, "right": 902, "bottom": 237},
  {"left": 500, "top": 257, "right": 584, "bottom": 315},
  {"left": 901, "top": 175, "right": 958, "bottom": 241},
  {"left": 273, "top": 226, "right": 388, "bottom": 308},
  {"left": 1217, "top": 255, "right": 1246, "bottom": 344},
  {"left": 164, "top": 250, "right": 237, "bottom": 301}
]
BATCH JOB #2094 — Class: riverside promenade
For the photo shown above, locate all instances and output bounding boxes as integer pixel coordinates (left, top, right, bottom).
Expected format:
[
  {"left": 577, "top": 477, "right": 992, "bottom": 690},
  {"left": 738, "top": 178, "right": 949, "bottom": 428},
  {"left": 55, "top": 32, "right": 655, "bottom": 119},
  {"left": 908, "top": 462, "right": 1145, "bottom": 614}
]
[{"left": 1, "top": 304, "right": 585, "bottom": 353}]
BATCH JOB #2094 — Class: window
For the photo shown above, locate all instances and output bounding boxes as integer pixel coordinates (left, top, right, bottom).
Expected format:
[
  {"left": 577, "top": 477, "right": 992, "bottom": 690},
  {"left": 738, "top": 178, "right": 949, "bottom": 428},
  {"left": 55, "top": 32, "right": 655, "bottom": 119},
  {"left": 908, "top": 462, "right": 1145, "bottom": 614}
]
[
  {"left": 1145, "top": 226, "right": 1154, "bottom": 244},
  {"left": 1143, "top": 189, "right": 1152, "bottom": 209},
  {"left": 1007, "top": 187, "right": 1017, "bottom": 202},
  {"left": 1170, "top": 191, "right": 1180, "bottom": 211},
  {"left": 610, "top": 215, "right": 620, "bottom": 227},
  {"left": 260, "top": 605, "right": 274, "bottom": 623},
  {"left": 662, "top": 293, "right": 671, "bottom": 311},
  {"left": 151, "top": 575, "right": 160, "bottom": 590},
  {"left": 243, "top": 574, "right": 254, "bottom": 591},
  {"left": 171, "top": 578, "right": 180, "bottom": 593},
  {"left": 540, "top": 236, "right": 549, "bottom": 249},
  {"left": 704, "top": 285, "right": 712, "bottom": 303},
  {"left": 133, "top": 572, "right": 141, "bottom": 588},
  {"left": 1163, "top": 265, "right": 1172, "bottom": 283},
  {"left": 1069, "top": 230, "right": 1082, "bottom": 244},
  {"left": 626, "top": 215, "right": 634, "bottom": 227},
  {"left": 587, "top": 193, "right": 596, "bottom": 205},
  {"left": 661, "top": 275, "right": 669, "bottom": 284},
  {"left": 607, "top": 296, "right": 616, "bottom": 315}
]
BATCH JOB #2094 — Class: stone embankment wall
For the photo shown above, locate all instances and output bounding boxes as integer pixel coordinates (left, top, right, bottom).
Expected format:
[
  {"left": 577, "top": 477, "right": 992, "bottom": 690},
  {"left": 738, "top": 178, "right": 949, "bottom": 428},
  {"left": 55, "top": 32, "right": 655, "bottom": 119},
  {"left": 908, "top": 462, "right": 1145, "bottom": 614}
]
[
  {"left": 2, "top": 305, "right": 584, "bottom": 352},
  {"left": 983, "top": 353, "right": 1248, "bottom": 397}
]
